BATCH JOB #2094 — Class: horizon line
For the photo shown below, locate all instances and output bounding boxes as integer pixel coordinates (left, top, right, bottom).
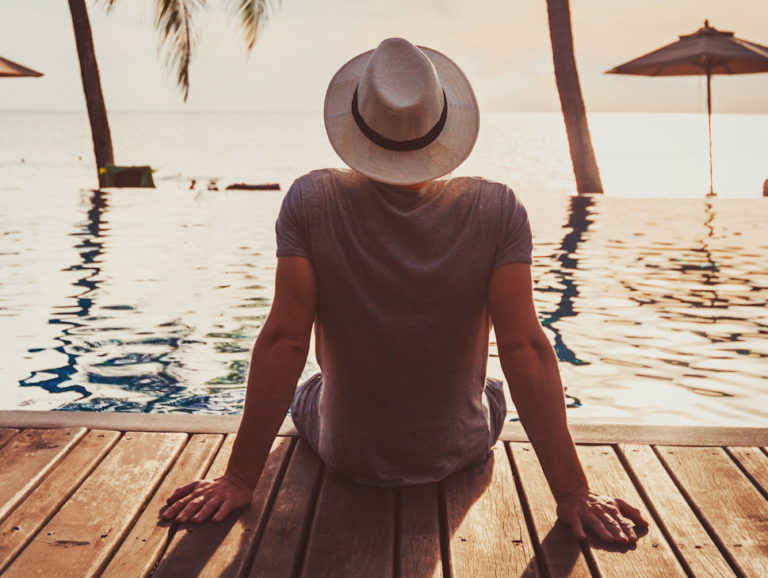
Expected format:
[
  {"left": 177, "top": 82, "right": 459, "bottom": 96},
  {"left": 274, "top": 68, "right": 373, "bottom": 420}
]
[{"left": 1, "top": 109, "right": 766, "bottom": 115}]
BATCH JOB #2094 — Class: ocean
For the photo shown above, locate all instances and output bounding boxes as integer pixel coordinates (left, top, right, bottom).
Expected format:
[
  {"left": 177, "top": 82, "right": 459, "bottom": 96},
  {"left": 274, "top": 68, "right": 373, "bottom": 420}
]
[{"left": 1, "top": 111, "right": 766, "bottom": 425}]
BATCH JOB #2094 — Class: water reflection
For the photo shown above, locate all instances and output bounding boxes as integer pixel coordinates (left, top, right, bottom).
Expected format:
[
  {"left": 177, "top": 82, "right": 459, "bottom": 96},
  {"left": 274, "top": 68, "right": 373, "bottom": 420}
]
[
  {"left": 19, "top": 188, "right": 110, "bottom": 400},
  {"left": 20, "top": 187, "right": 190, "bottom": 411},
  {"left": 539, "top": 194, "right": 595, "bottom": 366},
  {"left": 4, "top": 183, "right": 767, "bottom": 424},
  {"left": 554, "top": 194, "right": 767, "bottom": 425}
]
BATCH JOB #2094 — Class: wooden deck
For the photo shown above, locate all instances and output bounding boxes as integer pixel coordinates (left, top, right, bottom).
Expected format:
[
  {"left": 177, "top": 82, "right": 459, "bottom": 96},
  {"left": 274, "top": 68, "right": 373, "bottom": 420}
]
[{"left": 0, "top": 412, "right": 766, "bottom": 577}]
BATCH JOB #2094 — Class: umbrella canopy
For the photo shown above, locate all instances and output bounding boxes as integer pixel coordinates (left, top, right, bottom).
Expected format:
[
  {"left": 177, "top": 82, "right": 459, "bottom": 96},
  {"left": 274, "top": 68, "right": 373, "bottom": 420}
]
[
  {"left": 0, "top": 55, "right": 43, "bottom": 78},
  {"left": 606, "top": 20, "right": 768, "bottom": 195}
]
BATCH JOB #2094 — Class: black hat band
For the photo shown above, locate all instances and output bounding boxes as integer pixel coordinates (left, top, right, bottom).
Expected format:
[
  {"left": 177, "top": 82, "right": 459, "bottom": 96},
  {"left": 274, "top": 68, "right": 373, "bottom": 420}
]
[{"left": 351, "top": 86, "right": 448, "bottom": 152}]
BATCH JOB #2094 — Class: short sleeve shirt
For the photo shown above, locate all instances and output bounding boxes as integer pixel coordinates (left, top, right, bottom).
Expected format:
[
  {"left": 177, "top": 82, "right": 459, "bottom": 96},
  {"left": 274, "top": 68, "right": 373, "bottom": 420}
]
[{"left": 276, "top": 168, "right": 533, "bottom": 485}]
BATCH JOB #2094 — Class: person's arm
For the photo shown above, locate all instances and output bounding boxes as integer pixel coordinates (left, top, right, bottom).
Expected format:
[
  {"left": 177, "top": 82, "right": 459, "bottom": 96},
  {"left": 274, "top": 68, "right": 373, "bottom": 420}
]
[
  {"left": 162, "top": 256, "right": 316, "bottom": 523},
  {"left": 488, "top": 263, "right": 649, "bottom": 543}
]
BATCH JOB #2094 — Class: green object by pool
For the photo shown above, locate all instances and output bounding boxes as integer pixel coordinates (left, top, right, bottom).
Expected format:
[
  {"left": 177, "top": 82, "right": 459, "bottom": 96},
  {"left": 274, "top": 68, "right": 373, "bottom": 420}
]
[{"left": 99, "top": 164, "right": 155, "bottom": 188}]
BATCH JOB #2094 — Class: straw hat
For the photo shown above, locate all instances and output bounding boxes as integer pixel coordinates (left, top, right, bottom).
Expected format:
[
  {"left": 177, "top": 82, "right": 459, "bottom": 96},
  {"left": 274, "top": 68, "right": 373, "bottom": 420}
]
[{"left": 324, "top": 38, "right": 480, "bottom": 186}]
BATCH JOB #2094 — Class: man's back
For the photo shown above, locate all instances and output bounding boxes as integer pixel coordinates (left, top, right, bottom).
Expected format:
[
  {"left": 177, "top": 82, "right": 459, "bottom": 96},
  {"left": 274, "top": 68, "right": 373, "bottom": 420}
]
[
  {"left": 277, "top": 168, "right": 533, "bottom": 485},
  {"left": 163, "top": 39, "right": 649, "bottom": 546}
]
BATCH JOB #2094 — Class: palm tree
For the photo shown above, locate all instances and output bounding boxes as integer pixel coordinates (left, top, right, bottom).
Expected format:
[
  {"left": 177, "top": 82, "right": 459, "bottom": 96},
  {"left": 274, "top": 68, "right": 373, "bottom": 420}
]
[
  {"left": 69, "top": 0, "right": 275, "bottom": 187},
  {"left": 69, "top": 0, "right": 114, "bottom": 187},
  {"left": 546, "top": 0, "right": 603, "bottom": 195}
]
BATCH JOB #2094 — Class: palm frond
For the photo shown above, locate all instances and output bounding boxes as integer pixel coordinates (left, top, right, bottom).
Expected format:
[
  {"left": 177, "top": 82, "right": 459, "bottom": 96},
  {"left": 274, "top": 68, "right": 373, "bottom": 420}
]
[
  {"left": 93, "top": 0, "right": 120, "bottom": 12},
  {"left": 225, "top": 0, "right": 276, "bottom": 51},
  {"left": 94, "top": 0, "right": 277, "bottom": 101},
  {"left": 154, "top": 0, "right": 205, "bottom": 101}
]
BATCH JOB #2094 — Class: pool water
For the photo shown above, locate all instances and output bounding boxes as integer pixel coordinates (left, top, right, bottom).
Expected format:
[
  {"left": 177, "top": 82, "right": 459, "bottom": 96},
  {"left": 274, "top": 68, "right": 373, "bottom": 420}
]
[{"left": 1, "top": 111, "right": 766, "bottom": 425}]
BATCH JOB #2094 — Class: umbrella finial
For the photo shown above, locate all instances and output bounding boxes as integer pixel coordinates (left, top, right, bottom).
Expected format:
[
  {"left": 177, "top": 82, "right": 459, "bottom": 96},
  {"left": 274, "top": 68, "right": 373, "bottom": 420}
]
[{"left": 704, "top": 19, "right": 710, "bottom": 28}]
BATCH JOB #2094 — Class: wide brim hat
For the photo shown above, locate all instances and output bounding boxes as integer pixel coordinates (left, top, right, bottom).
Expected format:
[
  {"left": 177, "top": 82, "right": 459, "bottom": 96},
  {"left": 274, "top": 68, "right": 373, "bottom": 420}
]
[{"left": 324, "top": 39, "right": 480, "bottom": 186}]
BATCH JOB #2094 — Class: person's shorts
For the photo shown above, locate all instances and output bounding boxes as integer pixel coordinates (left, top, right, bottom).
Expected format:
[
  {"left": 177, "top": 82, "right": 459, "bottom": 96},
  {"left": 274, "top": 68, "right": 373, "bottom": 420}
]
[{"left": 289, "top": 372, "right": 507, "bottom": 470}]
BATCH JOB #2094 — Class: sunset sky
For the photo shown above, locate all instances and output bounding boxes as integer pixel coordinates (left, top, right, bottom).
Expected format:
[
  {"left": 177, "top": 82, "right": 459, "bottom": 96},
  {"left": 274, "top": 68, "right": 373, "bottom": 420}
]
[{"left": 1, "top": 0, "right": 767, "bottom": 114}]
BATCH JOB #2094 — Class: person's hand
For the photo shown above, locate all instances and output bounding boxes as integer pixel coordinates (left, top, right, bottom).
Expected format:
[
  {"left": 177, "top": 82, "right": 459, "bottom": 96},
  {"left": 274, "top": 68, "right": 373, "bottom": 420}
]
[
  {"left": 556, "top": 488, "right": 649, "bottom": 544},
  {"left": 161, "top": 473, "right": 252, "bottom": 523}
]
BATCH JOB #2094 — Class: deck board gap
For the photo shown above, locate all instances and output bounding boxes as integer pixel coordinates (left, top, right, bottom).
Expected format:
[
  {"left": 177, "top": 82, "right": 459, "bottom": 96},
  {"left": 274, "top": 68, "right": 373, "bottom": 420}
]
[
  {"left": 101, "top": 432, "right": 193, "bottom": 575},
  {"left": 650, "top": 445, "right": 747, "bottom": 578},
  {"left": 0, "top": 429, "right": 122, "bottom": 574},
  {"left": 0, "top": 427, "right": 90, "bottom": 525},
  {"left": 435, "top": 481, "right": 452, "bottom": 578},
  {"left": 504, "top": 442, "right": 551, "bottom": 578},
  {"left": 0, "top": 428, "right": 20, "bottom": 450},
  {"left": 723, "top": 447, "right": 768, "bottom": 501},
  {"left": 150, "top": 519, "right": 180, "bottom": 577},
  {"left": 240, "top": 436, "right": 298, "bottom": 578},
  {"left": 96, "top": 432, "right": 189, "bottom": 576},
  {"left": 393, "top": 488, "right": 401, "bottom": 578},
  {"left": 148, "top": 434, "right": 225, "bottom": 578},
  {"left": 612, "top": 444, "right": 697, "bottom": 578},
  {"left": 577, "top": 535, "right": 602, "bottom": 578},
  {"left": 289, "top": 460, "right": 325, "bottom": 578}
]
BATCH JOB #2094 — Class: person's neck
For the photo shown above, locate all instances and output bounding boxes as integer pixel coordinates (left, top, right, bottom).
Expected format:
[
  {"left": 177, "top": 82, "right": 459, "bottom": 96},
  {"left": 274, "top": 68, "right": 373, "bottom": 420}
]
[
  {"left": 357, "top": 171, "right": 434, "bottom": 195},
  {"left": 399, "top": 181, "right": 429, "bottom": 191}
]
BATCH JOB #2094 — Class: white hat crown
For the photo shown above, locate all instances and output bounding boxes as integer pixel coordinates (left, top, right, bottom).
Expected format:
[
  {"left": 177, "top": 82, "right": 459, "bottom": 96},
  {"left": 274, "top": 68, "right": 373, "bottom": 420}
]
[
  {"left": 324, "top": 37, "right": 479, "bottom": 185},
  {"left": 356, "top": 38, "right": 445, "bottom": 142}
]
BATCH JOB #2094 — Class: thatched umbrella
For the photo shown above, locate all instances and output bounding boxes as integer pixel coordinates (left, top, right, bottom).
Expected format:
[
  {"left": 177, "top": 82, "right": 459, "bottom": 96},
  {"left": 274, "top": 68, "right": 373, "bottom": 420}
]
[
  {"left": 606, "top": 20, "right": 768, "bottom": 196},
  {"left": 0, "top": 55, "right": 43, "bottom": 78}
]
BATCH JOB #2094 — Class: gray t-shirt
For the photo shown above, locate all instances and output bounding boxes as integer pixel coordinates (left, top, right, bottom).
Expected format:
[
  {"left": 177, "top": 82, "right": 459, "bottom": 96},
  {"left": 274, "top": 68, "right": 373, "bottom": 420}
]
[{"left": 276, "top": 168, "right": 533, "bottom": 485}]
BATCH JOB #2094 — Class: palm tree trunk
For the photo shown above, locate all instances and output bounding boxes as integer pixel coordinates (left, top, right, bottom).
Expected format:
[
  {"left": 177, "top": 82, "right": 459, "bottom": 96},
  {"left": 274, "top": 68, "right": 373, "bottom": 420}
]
[
  {"left": 546, "top": 0, "right": 603, "bottom": 195},
  {"left": 69, "top": 0, "right": 114, "bottom": 188}
]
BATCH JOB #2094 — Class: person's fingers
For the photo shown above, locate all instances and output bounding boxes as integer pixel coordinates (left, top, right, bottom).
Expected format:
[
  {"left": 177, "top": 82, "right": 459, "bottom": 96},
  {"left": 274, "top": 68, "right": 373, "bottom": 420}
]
[
  {"left": 601, "top": 503, "right": 637, "bottom": 541},
  {"left": 191, "top": 496, "right": 224, "bottom": 523},
  {"left": 614, "top": 514, "right": 637, "bottom": 541},
  {"left": 166, "top": 481, "right": 199, "bottom": 504},
  {"left": 597, "top": 509, "right": 629, "bottom": 542},
  {"left": 212, "top": 499, "right": 234, "bottom": 523},
  {"left": 583, "top": 511, "right": 615, "bottom": 542},
  {"left": 591, "top": 508, "right": 630, "bottom": 542},
  {"left": 176, "top": 496, "right": 208, "bottom": 523},
  {"left": 161, "top": 496, "right": 191, "bottom": 519},
  {"left": 163, "top": 486, "right": 207, "bottom": 519},
  {"left": 566, "top": 515, "right": 587, "bottom": 541},
  {"left": 615, "top": 498, "right": 649, "bottom": 527}
]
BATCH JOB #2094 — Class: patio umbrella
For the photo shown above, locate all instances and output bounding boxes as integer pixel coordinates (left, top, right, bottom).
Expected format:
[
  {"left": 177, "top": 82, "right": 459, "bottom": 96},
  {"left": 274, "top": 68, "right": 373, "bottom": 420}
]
[
  {"left": 606, "top": 20, "right": 768, "bottom": 196},
  {"left": 0, "top": 55, "right": 43, "bottom": 78}
]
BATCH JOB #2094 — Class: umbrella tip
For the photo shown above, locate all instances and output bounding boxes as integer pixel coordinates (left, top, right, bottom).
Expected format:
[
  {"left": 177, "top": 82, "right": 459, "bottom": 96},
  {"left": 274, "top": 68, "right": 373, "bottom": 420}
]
[{"left": 704, "top": 18, "right": 710, "bottom": 28}]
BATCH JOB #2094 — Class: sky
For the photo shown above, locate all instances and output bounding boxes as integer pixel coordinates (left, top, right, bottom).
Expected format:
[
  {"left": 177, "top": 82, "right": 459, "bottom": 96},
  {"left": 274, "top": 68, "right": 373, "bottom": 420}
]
[{"left": 1, "top": 0, "right": 767, "bottom": 114}]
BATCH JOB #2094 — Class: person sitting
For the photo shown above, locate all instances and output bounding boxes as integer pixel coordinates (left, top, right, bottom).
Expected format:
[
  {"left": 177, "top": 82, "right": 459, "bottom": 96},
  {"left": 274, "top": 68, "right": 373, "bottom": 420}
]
[{"left": 163, "top": 37, "right": 648, "bottom": 545}]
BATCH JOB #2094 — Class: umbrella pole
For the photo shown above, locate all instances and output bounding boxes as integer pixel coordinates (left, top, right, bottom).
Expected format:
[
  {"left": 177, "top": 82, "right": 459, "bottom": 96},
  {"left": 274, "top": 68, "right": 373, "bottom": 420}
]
[{"left": 706, "top": 70, "right": 715, "bottom": 196}]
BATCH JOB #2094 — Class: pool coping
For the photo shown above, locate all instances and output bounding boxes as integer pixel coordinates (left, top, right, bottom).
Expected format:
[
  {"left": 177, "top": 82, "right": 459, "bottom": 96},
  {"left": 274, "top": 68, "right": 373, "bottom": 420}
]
[{"left": 0, "top": 410, "right": 766, "bottom": 446}]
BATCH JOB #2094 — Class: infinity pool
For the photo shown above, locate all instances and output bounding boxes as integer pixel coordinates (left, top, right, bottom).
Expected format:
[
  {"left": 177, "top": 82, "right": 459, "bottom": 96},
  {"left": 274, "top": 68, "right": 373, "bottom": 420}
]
[
  {"left": 2, "top": 111, "right": 766, "bottom": 425},
  {"left": 2, "top": 184, "right": 766, "bottom": 426}
]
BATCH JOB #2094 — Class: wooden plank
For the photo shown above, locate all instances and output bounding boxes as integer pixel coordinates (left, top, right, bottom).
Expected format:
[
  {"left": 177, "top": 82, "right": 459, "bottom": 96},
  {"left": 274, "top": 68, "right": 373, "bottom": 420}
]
[
  {"left": 575, "top": 444, "right": 685, "bottom": 577},
  {"left": 398, "top": 482, "right": 443, "bottom": 578},
  {"left": 618, "top": 444, "right": 736, "bottom": 577},
  {"left": 0, "top": 410, "right": 296, "bottom": 437},
  {"left": 100, "top": 434, "right": 224, "bottom": 578},
  {"left": 508, "top": 442, "right": 592, "bottom": 577},
  {"left": 248, "top": 439, "right": 323, "bottom": 577},
  {"left": 502, "top": 421, "right": 768, "bottom": 447},
  {"left": 3, "top": 431, "right": 186, "bottom": 578},
  {"left": 444, "top": 442, "right": 540, "bottom": 577},
  {"left": 0, "top": 427, "right": 87, "bottom": 523},
  {"left": 0, "top": 428, "right": 19, "bottom": 450},
  {"left": 0, "top": 430, "right": 120, "bottom": 573},
  {"left": 152, "top": 434, "right": 293, "bottom": 578},
  {"left": 656, "top": 445, "right": 768, "bottom": 577},
  {"left": 301, "top": 471, "right": 396, "bottom": 577},
  {"left": 726, "top": 446, "right": 768, "bottom": 498},
  {"left": 3, "top": 411, "right": 768, "bottom": 446}
]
